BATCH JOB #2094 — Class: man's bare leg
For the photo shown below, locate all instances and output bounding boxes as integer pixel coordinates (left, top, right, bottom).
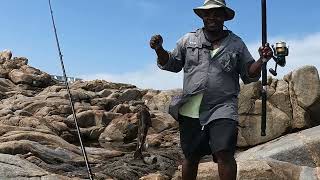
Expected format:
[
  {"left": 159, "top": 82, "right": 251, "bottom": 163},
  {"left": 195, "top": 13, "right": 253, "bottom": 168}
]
[
  {"left": 182, "top": 157, "right": 200, "bottom": 180},
  {"left": 215, "top": 150, "right": 237, "bottom": 180}
]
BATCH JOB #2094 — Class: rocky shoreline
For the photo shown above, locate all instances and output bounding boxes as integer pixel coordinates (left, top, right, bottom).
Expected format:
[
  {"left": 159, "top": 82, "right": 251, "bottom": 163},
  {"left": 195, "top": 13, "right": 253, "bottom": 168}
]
[{"left": 0, "top": 50, "right": 319, "bottom": 179}]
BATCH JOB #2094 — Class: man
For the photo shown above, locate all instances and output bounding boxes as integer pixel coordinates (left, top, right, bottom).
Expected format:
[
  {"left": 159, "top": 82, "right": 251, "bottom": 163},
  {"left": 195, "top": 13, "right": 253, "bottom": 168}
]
[{"left": 149, "top": 0, "right": 273, "bottom": 179}]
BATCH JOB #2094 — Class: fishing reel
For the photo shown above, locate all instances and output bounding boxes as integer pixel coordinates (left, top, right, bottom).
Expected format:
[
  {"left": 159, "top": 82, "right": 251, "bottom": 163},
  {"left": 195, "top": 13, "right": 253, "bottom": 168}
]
[{"left": 269, "top": 41, "right": 289, "bottom": 76}]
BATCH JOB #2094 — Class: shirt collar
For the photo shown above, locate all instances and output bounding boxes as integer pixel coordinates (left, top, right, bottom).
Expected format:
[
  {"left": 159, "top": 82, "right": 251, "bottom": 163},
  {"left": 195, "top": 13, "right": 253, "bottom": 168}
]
[{"left": 196, "top": 28, "right": 232, "bottom": 49}]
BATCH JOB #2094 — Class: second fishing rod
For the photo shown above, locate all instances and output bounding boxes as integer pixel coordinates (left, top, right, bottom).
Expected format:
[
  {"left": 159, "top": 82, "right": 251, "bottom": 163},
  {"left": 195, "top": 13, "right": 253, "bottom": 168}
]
[{"left": 48, "top": 0, "right": 94, "bottom": 179}]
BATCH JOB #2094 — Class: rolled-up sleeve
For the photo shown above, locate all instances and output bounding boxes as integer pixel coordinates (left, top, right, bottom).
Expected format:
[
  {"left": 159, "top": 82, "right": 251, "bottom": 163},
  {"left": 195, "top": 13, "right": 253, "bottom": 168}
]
[
  {"left": 157, "top": 36, "right": 186, "bottom": 73},
  {"left": 239, "top": 43, "right": 261, "bottom": 84}
]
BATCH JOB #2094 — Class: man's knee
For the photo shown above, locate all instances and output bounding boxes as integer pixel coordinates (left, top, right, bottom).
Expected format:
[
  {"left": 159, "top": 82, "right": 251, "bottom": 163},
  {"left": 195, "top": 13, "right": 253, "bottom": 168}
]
[
  {"left": 214, "top": 150, "right": 235, "bottom": 164},
  {"left": 183, "top": 156, "right": 201, "bottom": 166}
]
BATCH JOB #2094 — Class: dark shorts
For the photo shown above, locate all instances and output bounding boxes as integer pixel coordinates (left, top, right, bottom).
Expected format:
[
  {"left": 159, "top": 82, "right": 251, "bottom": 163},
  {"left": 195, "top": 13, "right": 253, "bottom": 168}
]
[{"left": 178, "top": 115, "right": 238, "bottom": 162}]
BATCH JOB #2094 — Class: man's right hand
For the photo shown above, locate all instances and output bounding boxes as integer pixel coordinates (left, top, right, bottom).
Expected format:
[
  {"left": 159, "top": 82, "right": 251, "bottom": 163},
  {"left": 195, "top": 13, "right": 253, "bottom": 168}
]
[
  {"left": 150, "top": 34, "right": 169, "bottom": 66},
  {"left": 150, "top": 34, "right": 163, "bottom": 50}
]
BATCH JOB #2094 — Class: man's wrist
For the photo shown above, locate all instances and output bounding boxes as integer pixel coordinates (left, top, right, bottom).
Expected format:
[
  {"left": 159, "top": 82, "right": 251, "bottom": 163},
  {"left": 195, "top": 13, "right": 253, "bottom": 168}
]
[
  {"left": 154, "top": 45, "right": 163, "bottom": 51},
  {"left": 258, "top": 58, "right": 268, "bottom": 64}
]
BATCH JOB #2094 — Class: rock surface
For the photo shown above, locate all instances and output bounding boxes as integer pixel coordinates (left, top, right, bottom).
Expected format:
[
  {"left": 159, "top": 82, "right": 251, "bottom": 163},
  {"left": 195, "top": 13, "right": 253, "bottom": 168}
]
[
  {"left": 0, "top": 153, "right": 73, "bottom": 179},
  {"left": 173, "top": 159, "right": 320, "bottom": 180}
]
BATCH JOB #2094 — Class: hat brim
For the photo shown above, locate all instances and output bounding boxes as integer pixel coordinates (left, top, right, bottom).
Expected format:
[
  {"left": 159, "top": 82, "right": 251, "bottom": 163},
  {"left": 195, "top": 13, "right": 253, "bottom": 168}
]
[{"left": 194, "top": 5, "right": 235, "bottom": 21}]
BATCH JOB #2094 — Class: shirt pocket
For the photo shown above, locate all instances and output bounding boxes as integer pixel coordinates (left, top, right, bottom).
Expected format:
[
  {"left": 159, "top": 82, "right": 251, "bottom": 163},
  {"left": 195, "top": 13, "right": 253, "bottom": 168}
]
[
  {"left": 218, "top": 51, "right": 240, "bottom": 73},
  {"left": 184, "top": 43, "right": 200, "bottom": 72}
]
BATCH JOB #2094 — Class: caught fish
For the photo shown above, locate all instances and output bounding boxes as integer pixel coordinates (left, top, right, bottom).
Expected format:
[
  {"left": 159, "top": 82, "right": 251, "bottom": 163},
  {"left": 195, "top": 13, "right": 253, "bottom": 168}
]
[{"left": 134, "top": 104, "right": 152, "bottom": 159}]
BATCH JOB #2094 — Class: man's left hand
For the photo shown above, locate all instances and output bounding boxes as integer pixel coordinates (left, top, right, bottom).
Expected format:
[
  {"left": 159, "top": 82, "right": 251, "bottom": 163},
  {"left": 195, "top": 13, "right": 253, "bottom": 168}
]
[{"left": 258, "top": 43, "right": 273, "bottom": 62}]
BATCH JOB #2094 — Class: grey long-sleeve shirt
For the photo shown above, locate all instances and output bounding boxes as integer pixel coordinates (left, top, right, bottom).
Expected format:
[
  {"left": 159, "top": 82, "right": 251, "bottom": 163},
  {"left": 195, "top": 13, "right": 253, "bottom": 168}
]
[{"left": 158, "top": 28, "right": 260, "bottom": 125}]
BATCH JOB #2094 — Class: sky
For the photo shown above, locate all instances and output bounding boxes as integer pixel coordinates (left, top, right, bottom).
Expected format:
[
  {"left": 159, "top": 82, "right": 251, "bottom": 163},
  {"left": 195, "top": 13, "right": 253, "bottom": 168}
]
[{"left": 0, "top": 0, "right": 319, "bottom": 90}]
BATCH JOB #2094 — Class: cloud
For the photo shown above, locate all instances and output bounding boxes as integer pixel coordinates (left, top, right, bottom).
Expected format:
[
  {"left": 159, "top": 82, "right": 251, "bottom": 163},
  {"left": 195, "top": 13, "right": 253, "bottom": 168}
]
[
  {"left": 82, "top": 32, "right": 320, "bottom": 90},
  {"left": 81, "top": 64, "right": 183, "bottom": 91},
  {"left": 247, "top": 32, "right": 320, "bottom": 78}
]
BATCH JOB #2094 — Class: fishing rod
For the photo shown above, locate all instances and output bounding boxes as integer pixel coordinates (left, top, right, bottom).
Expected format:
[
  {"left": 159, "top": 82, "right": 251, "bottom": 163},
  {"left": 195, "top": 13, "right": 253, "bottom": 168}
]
[
  {"left": 260, "top": 0, "right": 289, "bottom": 136},
  {"left": 261, "top": 0, "right": 267, "bottom": 136},
  {"left": 48, "top": 0, "right": 94, "bottom": 179}
]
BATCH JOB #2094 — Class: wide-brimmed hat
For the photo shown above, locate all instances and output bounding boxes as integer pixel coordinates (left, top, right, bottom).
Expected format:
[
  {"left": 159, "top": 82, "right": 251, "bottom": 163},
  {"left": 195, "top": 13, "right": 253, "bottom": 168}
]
[{"left": 194, "top": 0, "right": 235, "bottom": 21}]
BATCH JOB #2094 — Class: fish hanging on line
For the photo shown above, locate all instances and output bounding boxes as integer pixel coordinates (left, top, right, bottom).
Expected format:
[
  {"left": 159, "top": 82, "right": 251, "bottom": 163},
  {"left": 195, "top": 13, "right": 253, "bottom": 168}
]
[{"left": 134, "top": 103, "right": 152, "bottom": 159}]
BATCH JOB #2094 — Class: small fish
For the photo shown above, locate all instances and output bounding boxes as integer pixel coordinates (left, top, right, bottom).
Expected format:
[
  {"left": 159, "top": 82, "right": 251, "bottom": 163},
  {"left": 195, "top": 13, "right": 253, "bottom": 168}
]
[{"left": 134, "top": 104, "right": 152, "bottom": 159}]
